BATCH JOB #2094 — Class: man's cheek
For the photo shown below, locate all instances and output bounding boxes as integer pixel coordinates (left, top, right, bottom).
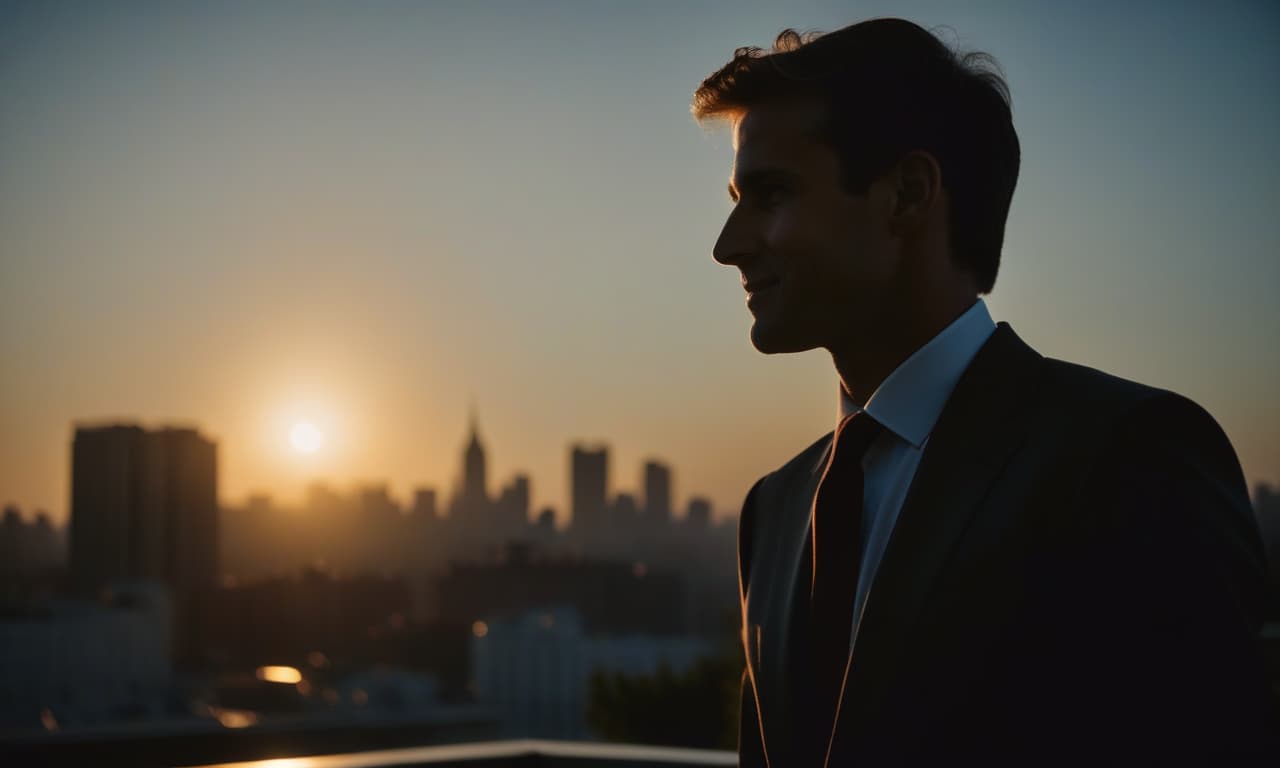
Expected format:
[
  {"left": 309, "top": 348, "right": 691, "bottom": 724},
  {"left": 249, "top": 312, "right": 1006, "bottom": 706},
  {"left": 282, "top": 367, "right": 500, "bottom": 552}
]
[{"left": 763, "top": 211, "right": 804, "bottom": 250}]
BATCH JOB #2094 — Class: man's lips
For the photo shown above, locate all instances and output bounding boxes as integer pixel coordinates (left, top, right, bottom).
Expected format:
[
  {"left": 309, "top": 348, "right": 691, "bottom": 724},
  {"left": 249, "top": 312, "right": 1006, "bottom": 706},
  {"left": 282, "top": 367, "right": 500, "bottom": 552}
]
[
  {"left": 743, "top": 276, "right": 781, "bottom": 295},
  {"left": 744, "top": 277, "right": 781, "bottom": 311}
]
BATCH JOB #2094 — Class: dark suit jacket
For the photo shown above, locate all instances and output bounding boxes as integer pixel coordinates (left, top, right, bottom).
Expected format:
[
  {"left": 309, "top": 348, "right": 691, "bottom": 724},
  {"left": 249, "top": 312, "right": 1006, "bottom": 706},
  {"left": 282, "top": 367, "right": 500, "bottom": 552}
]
[{"left": 737, "top": 323, "right": 1275, "bottom": 766}]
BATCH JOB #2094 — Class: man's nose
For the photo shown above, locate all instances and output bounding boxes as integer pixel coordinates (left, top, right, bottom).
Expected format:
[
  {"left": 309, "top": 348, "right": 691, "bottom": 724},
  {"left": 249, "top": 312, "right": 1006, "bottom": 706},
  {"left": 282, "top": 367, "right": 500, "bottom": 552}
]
[{"left": 713, "top": 206, "right": 753, "bottom": 267}]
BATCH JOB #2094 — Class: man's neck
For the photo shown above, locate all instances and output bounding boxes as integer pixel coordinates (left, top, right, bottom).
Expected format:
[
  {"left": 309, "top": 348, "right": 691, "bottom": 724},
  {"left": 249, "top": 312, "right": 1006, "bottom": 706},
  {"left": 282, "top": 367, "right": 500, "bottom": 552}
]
[{"left": 830, "top": 297, "right": 979, "bottom": 407}]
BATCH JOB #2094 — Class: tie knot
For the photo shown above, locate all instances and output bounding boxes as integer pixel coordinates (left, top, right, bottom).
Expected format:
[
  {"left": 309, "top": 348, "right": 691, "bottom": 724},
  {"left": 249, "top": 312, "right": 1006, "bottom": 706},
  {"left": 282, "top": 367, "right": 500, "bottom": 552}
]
[{"left": 833, "top": 412, "right": 884, "bottom": 463}]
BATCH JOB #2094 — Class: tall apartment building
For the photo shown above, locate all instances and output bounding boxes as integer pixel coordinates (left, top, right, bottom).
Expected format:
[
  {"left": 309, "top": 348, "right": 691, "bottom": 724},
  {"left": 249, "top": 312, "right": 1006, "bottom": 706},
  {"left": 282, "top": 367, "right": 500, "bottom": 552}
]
[
  {"left": 643, "top": 460, "right": 672, "bottom": 524},
  {"left": 69, "top": 424, "right": 218, "bottom": 596},
  {"left": 570, "top": 444, "right": 608, "bottom": 546}
]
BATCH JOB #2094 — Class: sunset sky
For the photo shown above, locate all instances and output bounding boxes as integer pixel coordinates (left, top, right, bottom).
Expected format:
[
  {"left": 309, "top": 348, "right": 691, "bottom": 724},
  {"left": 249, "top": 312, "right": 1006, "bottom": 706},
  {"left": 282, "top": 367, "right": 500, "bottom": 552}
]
[{"left": 2, "top": 1, "right": 1277, "bottom": 526}]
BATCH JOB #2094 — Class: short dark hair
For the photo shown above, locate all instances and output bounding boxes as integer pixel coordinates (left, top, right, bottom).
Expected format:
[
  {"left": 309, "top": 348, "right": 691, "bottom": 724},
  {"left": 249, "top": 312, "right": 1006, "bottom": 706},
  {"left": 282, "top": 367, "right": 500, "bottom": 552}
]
[{"left": 693, "top": 18, "right": 1019, "bottom": 294}]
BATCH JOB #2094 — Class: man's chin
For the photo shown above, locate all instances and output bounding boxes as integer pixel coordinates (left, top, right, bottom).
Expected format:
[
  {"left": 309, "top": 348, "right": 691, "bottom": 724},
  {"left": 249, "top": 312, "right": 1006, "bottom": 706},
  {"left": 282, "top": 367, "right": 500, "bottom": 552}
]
[{"left": 749, "top": 321, "right": 816, "bottom": 354}]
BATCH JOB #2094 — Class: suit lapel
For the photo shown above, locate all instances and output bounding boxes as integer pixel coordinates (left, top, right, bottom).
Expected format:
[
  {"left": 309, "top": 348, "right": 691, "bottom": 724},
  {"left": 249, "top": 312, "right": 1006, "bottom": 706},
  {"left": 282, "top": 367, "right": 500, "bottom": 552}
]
[
  {"left": 825, "top": 323, "right": 1044, "bottom": 763},
  {"left": 754, "top": 438, "right": 830, "bottom": 764}
]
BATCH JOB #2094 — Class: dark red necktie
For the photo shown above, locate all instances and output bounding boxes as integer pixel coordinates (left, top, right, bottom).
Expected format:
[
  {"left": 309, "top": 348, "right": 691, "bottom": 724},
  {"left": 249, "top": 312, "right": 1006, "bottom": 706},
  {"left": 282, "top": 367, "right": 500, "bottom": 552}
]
[{"left": 809, "top": 411, "right": 884, "bottom": 746}]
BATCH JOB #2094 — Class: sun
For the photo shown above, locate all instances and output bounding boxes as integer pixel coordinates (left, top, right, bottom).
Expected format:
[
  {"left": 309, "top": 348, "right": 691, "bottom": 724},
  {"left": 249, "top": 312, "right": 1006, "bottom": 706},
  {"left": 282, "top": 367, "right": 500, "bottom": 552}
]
[{"left": 289, "top": 421, "right": 324, "bottom": 454}]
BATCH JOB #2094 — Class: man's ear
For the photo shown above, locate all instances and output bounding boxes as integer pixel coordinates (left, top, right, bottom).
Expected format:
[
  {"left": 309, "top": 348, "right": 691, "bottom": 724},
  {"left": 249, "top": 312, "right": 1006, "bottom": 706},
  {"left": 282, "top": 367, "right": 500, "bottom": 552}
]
[{"left": 888, "top": 150, "right": 943, "bottom": 234}]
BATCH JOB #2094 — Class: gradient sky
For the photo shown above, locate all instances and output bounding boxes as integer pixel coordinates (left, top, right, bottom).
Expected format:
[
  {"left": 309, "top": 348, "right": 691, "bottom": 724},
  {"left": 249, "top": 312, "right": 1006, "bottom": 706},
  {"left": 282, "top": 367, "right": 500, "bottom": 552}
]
[{"left": 2, "top": 0, "right": 1277, "bottom": 526}]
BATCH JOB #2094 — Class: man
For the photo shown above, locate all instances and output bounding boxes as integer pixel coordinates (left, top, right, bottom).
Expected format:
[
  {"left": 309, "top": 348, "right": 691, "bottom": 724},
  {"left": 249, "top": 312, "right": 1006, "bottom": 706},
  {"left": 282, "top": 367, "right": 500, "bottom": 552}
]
[{"left": 691, "top": 18, "right": 1274, "bottom": 766}]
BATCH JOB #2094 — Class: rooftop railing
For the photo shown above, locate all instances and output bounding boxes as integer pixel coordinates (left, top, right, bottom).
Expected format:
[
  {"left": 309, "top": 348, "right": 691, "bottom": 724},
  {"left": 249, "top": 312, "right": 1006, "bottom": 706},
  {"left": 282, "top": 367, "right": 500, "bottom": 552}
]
[{"left": 191, "top": 740, "right": 738, "bottom": 768}]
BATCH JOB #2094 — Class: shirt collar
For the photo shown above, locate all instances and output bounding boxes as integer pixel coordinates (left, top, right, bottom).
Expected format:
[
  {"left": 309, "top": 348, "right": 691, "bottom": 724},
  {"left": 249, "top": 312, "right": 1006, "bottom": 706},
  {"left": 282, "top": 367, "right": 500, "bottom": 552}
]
[{"left": 838, "top": 299, "right": 997, "bottom": 448}]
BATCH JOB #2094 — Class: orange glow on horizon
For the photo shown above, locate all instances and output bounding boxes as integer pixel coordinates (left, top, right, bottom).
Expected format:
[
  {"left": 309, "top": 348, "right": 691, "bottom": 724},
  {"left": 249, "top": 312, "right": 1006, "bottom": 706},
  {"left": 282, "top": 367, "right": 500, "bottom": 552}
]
[{"left": 261, "top": 393, "right": 349, "bottom": 477}]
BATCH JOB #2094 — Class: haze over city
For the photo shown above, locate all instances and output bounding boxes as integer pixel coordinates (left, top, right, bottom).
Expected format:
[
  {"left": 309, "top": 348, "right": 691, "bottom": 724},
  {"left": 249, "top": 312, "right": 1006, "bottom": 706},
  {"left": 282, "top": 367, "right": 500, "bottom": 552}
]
[{"left": 2, "top": 0, "right": 1277, "bottom": 527}]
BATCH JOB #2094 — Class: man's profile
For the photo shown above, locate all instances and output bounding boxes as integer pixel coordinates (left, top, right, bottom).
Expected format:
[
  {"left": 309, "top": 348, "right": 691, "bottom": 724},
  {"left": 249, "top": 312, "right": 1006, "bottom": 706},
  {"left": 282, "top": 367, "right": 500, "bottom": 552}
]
[{"left": 691, "top": 18, "right": 1274, "bottom": 765}]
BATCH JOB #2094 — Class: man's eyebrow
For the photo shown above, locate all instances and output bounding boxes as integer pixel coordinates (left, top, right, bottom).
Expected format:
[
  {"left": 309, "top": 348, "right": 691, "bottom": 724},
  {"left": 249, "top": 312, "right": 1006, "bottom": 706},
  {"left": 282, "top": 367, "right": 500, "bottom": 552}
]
[{"left": 727, "top": 168, "right": 797, "bottom": 202}]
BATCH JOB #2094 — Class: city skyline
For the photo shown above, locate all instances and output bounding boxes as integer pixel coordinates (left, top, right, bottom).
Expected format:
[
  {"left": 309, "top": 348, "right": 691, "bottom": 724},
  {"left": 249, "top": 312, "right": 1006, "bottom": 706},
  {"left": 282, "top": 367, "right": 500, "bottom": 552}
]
[
  {"left": 3, "top": 1, "right": 1278, "bottom": 525},
  {"left": 45, "top": 411, "right": 717, "bottom": 528},
  {"left": 7, "top": 415, "right": 741, "bottom": 749}
]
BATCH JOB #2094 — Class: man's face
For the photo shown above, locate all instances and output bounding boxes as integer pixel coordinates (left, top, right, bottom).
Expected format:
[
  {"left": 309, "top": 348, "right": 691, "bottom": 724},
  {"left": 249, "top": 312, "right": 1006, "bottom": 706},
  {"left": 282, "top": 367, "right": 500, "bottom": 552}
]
[{"left": 714, "top": 100, "right": 898, "bottom": 354}]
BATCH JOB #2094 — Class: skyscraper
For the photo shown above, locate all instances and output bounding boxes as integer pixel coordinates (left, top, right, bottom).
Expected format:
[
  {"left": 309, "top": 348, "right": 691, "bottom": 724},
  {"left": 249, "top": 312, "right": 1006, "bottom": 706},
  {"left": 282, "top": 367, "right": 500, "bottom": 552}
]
[
  {"left": 499, "top": 474, "right": 531, "bottom": 532},
  {"left": 462, "top": 413, "right": 488, "bottom": 506},
  {"left": 70, "top": 424, "right": 218, "bottom": 595},
  {"left": 449, "top": 412, "right": 491, "bottom": 556},
  {"left": 412, "top": 488, "right": 439, "bottom": 521},
  {"left": 643, "top": 460, "right": 672, "bottom": 524},
  {"left": 685, "top": 497, "right": 712, "bottom": 531},
  {"left": 153, "top": 427, "right": 218, "bottom": 596},
  {"left": 570, "top": 444, "right": 608, "bottom": 543},
  {"left": 70, "top": 425, "right": 145, "bottom": 590}
]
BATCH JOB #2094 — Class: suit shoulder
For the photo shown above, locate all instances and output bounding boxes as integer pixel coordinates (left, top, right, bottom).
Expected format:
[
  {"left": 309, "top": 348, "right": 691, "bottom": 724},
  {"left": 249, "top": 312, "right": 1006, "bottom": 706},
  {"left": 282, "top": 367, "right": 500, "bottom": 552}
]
[
  {"left": 740, "top": 433, "right": 830, "bottom": 530},
  {"left": 760, "top": 431, "right": 832, "bottom": 496},
  {"left": 1039, "top": 357, "right": 1169, "bottom": 416},
  {"left": 780, "top": 431, "right": 834, "bottom": 476},
  {"left": 739, "top": 432, "right": 831, "bottom": 588},
  {"left": 1037, "top": 358, "right": 1242, "bottom": 483},
  {"left": 1035, "top": 357, "right": 1229, "bottom": 434}
]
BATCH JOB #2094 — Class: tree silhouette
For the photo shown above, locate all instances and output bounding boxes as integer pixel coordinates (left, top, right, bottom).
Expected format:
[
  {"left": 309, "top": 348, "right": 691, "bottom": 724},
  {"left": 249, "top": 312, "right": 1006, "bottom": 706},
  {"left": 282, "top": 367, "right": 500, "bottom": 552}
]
[{"left": 586, "top": 654, "right": 740, "bottom": 749}]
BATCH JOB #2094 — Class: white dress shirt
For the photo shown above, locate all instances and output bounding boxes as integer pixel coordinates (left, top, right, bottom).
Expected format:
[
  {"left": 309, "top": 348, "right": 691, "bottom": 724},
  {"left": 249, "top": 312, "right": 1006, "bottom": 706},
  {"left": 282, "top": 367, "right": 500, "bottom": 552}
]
[{"left": 838, "top": 298, "right": 997, "bottom": 649}]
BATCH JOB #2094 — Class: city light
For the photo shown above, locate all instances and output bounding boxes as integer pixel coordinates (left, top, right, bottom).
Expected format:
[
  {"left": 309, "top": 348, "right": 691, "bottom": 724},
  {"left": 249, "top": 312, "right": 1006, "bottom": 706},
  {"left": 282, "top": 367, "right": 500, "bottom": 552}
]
[
  {"left": 209, "top": 706, "right": 259, "bottom": 729},
  {"left": 256, "top": 665, "right": 303, "bottom": 684}
]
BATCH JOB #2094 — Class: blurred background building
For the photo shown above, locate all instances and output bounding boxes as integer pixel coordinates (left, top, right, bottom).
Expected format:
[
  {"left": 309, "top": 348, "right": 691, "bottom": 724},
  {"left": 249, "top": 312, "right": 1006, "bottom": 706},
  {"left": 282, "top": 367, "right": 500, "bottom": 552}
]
[{"left": 469, "top": 606, "right": 711, "bottom": 740}]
